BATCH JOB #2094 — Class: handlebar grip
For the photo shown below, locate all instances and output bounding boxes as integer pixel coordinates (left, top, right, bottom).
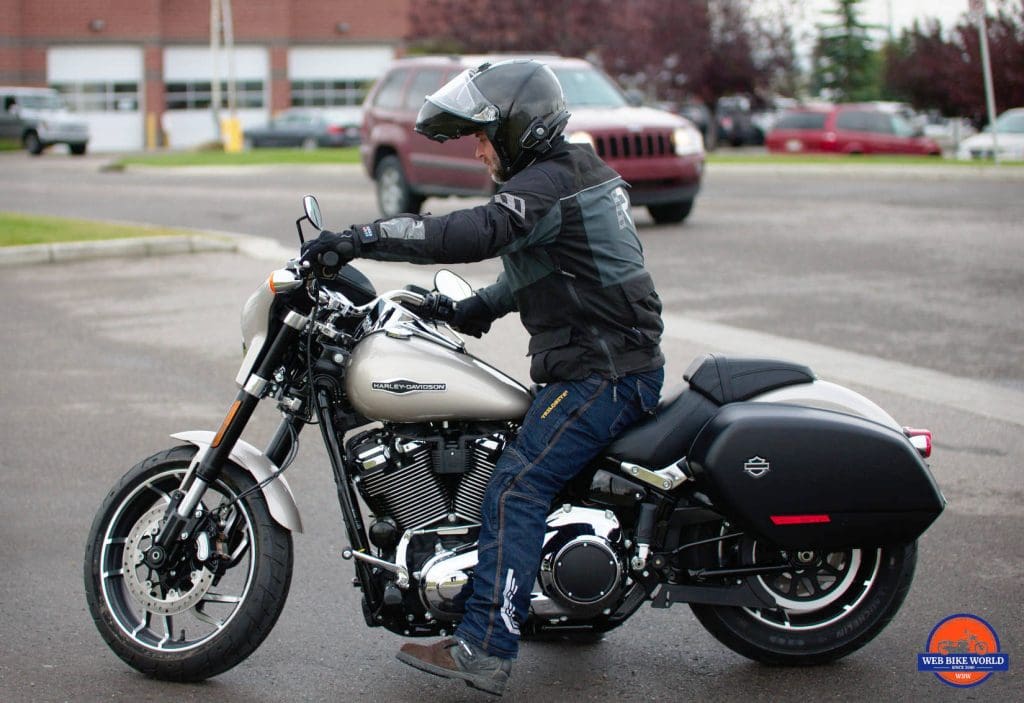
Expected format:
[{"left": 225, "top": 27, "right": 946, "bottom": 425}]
[{"left": 319, "top": 250, "right": 340, "bottom": 268}]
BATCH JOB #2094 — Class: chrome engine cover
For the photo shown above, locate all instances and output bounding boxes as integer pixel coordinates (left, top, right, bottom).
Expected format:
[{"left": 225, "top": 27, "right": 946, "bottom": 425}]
[{"left": 418, "top": 506, "right": 627, "bottom": 622}]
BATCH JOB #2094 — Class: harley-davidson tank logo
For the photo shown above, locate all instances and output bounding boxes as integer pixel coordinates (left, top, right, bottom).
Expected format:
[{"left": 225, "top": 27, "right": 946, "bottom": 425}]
[
  {"left": 744, "top": 456, "right": 770, "bottom": 478},
  {"left": 371, "top": 379, "right": 447, "bottom": 395}
]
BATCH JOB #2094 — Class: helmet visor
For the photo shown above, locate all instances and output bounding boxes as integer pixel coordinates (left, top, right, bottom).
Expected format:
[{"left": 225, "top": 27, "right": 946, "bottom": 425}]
[{"left": 414, "top": 68, "right": 499, "bottom": 142}]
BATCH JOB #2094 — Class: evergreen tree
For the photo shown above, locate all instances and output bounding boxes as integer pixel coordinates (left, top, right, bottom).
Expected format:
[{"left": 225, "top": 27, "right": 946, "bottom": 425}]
[{"left": 811, "top": 0, "right": 882, "bottom": 101}]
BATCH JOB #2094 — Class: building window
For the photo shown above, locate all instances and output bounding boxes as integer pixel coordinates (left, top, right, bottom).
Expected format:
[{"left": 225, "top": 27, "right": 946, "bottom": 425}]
[
  {"left": 165, "top": 81, "right": 264, "bottom": 110},
  {"left": 51, "top": 82, "right": 139, "bottom": 112},
  {"left": 290, "top": 79, "right": 371, "bottom": 107}
]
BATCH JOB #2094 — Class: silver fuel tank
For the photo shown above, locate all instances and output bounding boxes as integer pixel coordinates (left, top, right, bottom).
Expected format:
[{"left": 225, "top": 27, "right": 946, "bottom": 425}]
[{"left": 345, "top": 332, "right": 532, "bottom": 422}]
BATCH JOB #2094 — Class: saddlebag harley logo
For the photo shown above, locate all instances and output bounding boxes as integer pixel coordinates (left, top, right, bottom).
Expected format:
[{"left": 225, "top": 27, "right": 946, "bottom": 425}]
[
  {"left": 371, "top": 379, "right": 447, "bottom": 395},
  {"left": 744, "top": 456, "right": 770, "bottom": 478}
]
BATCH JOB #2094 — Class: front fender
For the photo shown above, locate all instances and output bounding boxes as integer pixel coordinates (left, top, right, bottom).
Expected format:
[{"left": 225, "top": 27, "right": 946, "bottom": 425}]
[{"left": 171, "top": 431, "right": 303, "bottom": 533}]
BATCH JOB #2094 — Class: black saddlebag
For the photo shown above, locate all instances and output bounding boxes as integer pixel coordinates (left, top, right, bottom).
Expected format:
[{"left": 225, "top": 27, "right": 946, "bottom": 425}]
[{"left": 686, "top": 403, "right": 945, "bottom": 549}]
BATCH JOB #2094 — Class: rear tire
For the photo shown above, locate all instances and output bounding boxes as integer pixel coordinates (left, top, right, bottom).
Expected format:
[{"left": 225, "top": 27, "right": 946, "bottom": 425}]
[
  {"left": 84, "top": 445, "right": 294, "bottom": 681},
  {"left": 691, "top": 541, "right": 917, "bottom": 665},
  {"left": 70, "top": 143, "right": 88, "bottom": 156},
  {"left": 375, "top": 154, "right": 424, "bottom": 218},
  {"left": 647, "top": 199, "right": 694, "bottom": 224}
]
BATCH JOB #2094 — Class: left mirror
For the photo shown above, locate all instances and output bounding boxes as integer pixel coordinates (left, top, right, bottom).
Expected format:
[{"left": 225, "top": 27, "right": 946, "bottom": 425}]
[
  {"left": 434, "top": 269, "right": 474, "bottom": 301},
  {"left": 303, "top": 195, "right": 323, "bottom": 231}
]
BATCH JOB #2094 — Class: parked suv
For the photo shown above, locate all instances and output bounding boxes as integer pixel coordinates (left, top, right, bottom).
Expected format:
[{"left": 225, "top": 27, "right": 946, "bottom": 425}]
[
  {"left": 361, "top": 56, "right": 705, "bottom": 224},
  {"left": 0, "top": 87, "right": 90, "bottom": 155},
  {"left": 766, "top": 104, "right": 940, "bottom": 156}
]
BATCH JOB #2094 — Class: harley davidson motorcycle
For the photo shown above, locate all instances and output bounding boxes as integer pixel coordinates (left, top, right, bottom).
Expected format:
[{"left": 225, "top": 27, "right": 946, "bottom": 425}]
[{"left": 84, "top": 196, "right": 945, "bottom": 681}]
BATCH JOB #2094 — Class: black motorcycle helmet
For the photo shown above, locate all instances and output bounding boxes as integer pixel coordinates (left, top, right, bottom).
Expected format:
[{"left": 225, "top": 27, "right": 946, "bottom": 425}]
[{"left": 415, "top": 59, "right": 571, "bottom": 180}]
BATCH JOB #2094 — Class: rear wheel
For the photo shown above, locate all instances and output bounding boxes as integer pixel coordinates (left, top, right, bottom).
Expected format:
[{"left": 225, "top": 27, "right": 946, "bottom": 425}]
[
  {"left": 691, "top": 536, "right": 917, "bottom": 665},
  {"left": 70, "top": 142, "right": 88, "bottom": 156},
  {"left": 84, "top": 445, "right": 294, "bottom": 680},
  {"left": 375, "top": 154, "right": 424, "bottom": 218},
  {"left": 647, "top": 199, "right": 694, "bottom": 225}
]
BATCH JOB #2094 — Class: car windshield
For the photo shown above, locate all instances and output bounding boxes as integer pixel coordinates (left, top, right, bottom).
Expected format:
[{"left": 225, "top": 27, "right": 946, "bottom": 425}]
[
  {"left": 992, "top": 111, "right": 1024, "bottom": 134},
  {"left": 18, "top": 94, "right": 65, "bottom": 110},
  {"left": 550, "top": 67, "right": 627, "bottom": 108},
  {"left": 775, "top": 111, "right": 827, "bottom": 130}
]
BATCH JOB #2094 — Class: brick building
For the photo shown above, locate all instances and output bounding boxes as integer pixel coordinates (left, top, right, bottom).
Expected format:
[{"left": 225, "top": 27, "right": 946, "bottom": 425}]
[{"left": 0, "top": 0, "right": 410, "bottom": 150}]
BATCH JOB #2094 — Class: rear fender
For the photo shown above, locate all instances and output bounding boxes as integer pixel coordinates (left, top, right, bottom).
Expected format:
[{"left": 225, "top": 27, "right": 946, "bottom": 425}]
[
  {"left": 750, "top": 380, "right": 900, "bottom": 430},
  {"left": 172, "top": 431, "right": 303, "bottom": 533}
]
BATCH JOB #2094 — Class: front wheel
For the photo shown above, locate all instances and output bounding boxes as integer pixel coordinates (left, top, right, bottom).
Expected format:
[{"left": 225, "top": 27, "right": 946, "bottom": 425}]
[
  {"left": 375, "top": 154, "right": 424, "bottom": 218},
  {"left": 691, "top": 540, "right": 917, "bottom": 665},
  {"left": 84, "top": 445, "right": 294, "bottom": 681},
  {"left": 647, "top": 199, "right": 694, "bottom": 225}
]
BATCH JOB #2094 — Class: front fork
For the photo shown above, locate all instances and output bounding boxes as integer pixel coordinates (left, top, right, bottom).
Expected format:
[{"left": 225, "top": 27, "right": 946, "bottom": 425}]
[{"left": 151, "top": 311, "right": 308, "bottom": 561}]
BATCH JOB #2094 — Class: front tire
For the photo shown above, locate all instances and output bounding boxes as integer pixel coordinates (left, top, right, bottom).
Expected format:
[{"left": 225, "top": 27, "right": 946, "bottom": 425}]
[
  {"left": 84, "top": 445, "right": 294, "bottom": 681},
  {"left": 375, "top": 154, "right": 424, "bottom": 218},
  {"left": 691, "top": 540, "right": 917, "bottom": 665},
  {"left": 24, "top": 131, "right": 44, "bottom": 155},
  {"left": 647, "top": 199, "right": 694, "bottom": 224}
]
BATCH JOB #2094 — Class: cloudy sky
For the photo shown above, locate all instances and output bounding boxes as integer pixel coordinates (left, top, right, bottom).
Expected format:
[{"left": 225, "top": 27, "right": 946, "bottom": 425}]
[{"left": 808, "top": 0, "right": 974, "bottom": 33}]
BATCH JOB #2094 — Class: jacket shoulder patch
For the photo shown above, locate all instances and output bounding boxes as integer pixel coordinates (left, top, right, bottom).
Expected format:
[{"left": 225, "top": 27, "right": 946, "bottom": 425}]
[{"left": 493, "top": 192, "right": 527, "bottom": 220}]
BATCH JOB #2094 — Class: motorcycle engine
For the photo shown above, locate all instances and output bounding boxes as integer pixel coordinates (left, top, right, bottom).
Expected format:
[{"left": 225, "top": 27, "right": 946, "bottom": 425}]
[
  {"left": 347, "top": 425, "right": 505, "bottom": 536},
  {"left": 346, "top": 427, "right": 630, "bottom": 626}
]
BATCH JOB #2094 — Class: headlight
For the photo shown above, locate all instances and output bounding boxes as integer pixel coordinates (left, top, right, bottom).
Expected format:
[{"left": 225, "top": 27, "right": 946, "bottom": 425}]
[
  {"left": 673, "top": 126, "right": 704, "bottom": 156},
  {"left": 568, "top": 131, "right": 595, "bottom": 150}
]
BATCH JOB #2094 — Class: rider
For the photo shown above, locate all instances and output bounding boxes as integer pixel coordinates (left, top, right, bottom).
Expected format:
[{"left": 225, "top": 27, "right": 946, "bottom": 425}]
[{"left": 302, "top": 58, "right": 665, "bottom": 696}]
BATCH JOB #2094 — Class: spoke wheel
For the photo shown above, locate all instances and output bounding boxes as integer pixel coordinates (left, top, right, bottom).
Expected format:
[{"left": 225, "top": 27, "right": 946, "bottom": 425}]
[
  {"left": 690, "top": 529, "right": 917, "bottom": 665},
  {"left": 84, "top": 445, "right": 293, "bottom": 680}
]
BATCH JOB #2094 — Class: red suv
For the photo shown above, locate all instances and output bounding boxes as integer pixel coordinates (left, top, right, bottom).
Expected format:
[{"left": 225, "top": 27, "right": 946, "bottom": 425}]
[
  {"left": 766, "top": 105, "right": 941, "bottom": 156},
  {"left": 360, "top": 55, "right": 705, "bottom": 224}
]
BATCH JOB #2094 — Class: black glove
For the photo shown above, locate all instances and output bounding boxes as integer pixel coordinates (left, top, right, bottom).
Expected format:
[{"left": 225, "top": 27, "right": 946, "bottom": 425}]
[
  {"left": 418, "top": 293, "right": 456, "bottom": 322},
  {"left": 451, "top": 294, "right": 496, "bottom": 338},
  {"left": 301, "top": 229, "right": 359, "bottom": 268}
]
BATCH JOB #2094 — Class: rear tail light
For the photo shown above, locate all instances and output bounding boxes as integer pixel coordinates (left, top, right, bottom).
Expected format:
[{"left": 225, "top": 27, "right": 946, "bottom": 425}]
[
  {"left": 327, "top": 124, "right": 344, "bottom": 134},
  {"left": 904, "top": 428, "right": 932, "bottom": 458}
]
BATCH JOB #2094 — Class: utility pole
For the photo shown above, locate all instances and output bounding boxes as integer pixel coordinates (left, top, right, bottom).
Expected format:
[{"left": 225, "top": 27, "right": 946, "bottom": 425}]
[{"left": 971, "top": 0, "right": 1000, "bottom": 163}]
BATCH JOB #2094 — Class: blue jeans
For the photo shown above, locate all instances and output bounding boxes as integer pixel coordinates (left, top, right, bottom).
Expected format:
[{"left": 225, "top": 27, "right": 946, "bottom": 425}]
[{"left": 454, "top": 368, "right": 664, "bottom": 658}]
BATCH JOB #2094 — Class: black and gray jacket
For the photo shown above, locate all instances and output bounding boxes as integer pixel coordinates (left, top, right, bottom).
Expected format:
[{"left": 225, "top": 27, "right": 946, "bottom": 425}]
[{"left": 362, "top": 140, "right": 664, "bottom": 384}]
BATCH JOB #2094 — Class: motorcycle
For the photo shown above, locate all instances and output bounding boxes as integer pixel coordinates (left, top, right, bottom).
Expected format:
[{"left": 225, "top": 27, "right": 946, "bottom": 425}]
[{"left": 84, "top": 196, "right": 945, "bottom": 681}]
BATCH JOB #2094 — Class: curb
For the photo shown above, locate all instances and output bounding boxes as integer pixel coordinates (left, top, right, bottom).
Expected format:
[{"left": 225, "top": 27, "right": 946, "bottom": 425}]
[{"left": 0, "top": 234, "right": 238, "bottom": 267}]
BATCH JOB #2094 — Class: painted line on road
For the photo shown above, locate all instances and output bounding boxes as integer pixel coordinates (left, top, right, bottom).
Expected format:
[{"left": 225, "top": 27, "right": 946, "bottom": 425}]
[{"left": 662, "top": 312, "right": 1024, "bottom": 427}]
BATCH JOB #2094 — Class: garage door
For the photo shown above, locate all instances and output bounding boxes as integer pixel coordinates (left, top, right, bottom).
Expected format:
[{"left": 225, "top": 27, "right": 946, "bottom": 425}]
[{"left": 48, "top": 46, "right": 144, "bottom": 152}]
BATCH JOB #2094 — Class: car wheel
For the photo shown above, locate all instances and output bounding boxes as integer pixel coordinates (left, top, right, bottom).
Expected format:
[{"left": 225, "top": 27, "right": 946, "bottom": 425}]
[
  {"left": 647, "top": 199, "right": 694, "bottom": 225},
  {"left": 24, "top": 131, "right": 44, "bottom": 155},
  {"left": 69, "top": 143, "right": 88, "bottom": 156},
  {"left": 375, "top": 154, "right": 424, "bottom": 218}
]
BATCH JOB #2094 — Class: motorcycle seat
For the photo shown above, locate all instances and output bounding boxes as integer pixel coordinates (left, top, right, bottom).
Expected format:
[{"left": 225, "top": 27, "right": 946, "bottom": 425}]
[
  {"left": 684, "top": 353, "right": 814, "bottom": 405},
  {"left": 604, "top": 385, "right": 718, "bottom": 468},
  {"left": 604, "top": 355, "right": 815, "bottom": 469}
]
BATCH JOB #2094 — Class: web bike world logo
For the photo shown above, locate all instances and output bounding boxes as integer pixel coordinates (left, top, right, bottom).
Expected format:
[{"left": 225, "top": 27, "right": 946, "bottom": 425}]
[{"left": 918, "top": 614, "right": 1009, "bottom": 688}]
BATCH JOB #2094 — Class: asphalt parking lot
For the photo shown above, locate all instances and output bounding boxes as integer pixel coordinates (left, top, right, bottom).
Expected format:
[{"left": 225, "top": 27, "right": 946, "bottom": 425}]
[{"left": 0, "top": 154, "right": 1021, "bottom": 701}]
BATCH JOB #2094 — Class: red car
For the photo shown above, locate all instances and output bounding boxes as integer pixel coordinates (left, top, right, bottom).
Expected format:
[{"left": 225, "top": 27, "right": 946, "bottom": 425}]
[
  {"left": 766, "top": 105, "right": 941, "bottom": 156},
  {"left": 361, "top": 55, "right": 705, "bottom": 224}
]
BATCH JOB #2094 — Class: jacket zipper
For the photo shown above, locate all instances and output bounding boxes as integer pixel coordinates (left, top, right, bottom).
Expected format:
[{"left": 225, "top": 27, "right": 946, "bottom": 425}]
[{"left": 559, "top": 269, "right": 621, "bottom": 398}]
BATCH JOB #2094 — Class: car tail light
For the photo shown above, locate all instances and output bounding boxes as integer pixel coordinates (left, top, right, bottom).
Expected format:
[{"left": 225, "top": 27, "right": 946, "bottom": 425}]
[
  {"left": 327, "top": 125, "right": 344, "bottom": 134},
  {"left": 904, "top": 428, "right": 932, "bottom": 458}
]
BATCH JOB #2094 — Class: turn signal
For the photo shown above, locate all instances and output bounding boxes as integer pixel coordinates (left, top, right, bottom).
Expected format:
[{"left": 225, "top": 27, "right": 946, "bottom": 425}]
[{"left": 904, "top": 428, "right": 932, "bottom": 458}]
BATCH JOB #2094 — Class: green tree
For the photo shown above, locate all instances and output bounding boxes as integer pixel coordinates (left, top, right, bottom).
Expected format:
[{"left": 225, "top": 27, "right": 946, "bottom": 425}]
[{"left": 811, "top": 0, "right": 883, "bottom": 101}]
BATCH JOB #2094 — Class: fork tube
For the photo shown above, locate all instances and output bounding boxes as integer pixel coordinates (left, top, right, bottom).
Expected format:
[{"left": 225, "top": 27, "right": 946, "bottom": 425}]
[
  {"left": 157, "top": 313, "right": 306, "bottom": 551},
  {"left": 315, "top": 389, "right": 381, "bottom": 605}
]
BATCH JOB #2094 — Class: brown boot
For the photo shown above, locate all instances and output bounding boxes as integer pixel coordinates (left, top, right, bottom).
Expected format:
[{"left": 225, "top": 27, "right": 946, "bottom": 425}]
[{"left": 397, "top": 637, "right": 512, "bottom": 696}]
